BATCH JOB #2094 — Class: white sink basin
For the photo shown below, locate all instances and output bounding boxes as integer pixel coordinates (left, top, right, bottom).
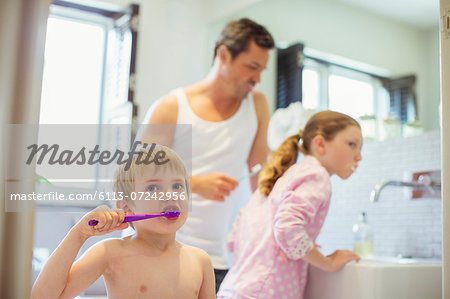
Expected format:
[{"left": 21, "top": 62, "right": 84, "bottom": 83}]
[{"left": 304, "top": 256, "right": 442, "bottom": 299}]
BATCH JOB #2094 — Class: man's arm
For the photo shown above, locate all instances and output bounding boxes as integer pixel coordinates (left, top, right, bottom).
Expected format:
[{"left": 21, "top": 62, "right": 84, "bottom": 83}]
[
  {"left": 247, "top": 90, "right": 270, "bottom": 191},
  {"left": 138, "top": 94, "right": 179, "bottom": 147}
]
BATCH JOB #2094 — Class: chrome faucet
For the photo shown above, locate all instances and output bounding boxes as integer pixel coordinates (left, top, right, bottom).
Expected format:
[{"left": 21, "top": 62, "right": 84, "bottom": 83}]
[{"left": 370, "top": 174, "right": 441, "bottom": 202}]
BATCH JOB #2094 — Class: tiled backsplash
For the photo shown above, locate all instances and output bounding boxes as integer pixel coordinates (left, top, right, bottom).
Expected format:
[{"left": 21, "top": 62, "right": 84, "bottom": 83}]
[{"left": 317, "top": 131, "right": 442, "bottom": 259}]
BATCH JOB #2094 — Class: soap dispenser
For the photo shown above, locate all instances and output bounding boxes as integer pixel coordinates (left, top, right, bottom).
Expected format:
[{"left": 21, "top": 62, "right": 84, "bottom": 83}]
[{"left": 352, "top": 212, "right": 374, "bottom": 258}]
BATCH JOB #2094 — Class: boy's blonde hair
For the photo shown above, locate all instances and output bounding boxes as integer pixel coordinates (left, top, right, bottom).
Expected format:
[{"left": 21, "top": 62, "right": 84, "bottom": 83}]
[
  {"left": 113, "top": 145, "right": 191, "bottom": 205},
  {"left": 258, "top": 110, "right": 360, "bottom": 196}
]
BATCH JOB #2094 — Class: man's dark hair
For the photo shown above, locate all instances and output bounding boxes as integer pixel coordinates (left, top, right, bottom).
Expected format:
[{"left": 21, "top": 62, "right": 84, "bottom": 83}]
[{"left": 213, "top": 18, "right": 274, "bottom": 60}]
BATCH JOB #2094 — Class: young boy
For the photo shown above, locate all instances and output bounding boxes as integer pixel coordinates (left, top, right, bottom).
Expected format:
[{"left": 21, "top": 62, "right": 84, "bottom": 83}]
[{"left": 32, "top": 146, "right": 216, "bottom": 299}]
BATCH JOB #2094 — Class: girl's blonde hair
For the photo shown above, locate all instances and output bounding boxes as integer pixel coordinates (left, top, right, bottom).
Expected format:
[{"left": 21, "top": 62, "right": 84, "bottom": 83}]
[
  {"left": 258, "top": 110, "right": 360, "bottom": 196},
  {"left": 113, "top": 145, "right": 191, "bottom": 205}
]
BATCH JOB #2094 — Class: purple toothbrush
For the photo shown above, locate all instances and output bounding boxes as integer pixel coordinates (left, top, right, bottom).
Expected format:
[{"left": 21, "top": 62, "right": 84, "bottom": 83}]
[{"left": 88, "top": 210, "right": 181, "bottom": 226}]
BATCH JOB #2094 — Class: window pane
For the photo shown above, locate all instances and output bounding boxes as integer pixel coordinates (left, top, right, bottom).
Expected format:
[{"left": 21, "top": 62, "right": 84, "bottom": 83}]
[
  {"left": 302, "top": 68, "right": 320, "bottom": 109},
  {"left": 37, "top": 16, "right": 106, "bottom": 188},
  {"left": 328, "top": 74, "right": 374, "bottom": 119},
  {"left": 39, "top": 17, "right": 105, "bottom": 124}
]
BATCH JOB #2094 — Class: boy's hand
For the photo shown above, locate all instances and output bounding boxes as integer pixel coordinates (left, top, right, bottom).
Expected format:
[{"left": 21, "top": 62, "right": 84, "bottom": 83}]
[{"left": 76, "top": 205, "right": 130, "bottom": 238}]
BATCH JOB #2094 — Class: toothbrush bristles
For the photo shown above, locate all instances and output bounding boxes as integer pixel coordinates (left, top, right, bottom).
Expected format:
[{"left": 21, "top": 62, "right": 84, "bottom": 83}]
[
  {"left": 251, "top": 164, "right": 262, "bottom": 173},
  {"left": 165, "top": 210, "right": 180, "bottom": 217}
]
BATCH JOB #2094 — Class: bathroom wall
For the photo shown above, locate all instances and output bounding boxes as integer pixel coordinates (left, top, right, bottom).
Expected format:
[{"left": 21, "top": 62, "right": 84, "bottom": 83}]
[{"left": 317, "top": 131, "right": 442, "bottom": 258}]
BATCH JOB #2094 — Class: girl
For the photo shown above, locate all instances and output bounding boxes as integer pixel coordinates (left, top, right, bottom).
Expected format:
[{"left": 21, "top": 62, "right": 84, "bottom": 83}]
[
  {"left": 32, "top": 145, "right": 216, "bottom": 299},
  {"left": 217, "top": 111, "right": 362, "bottom": 299}
]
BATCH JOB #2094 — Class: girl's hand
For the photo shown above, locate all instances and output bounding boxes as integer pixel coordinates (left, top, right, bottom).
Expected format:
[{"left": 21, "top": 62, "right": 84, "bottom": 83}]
[
  {"left": 326, "top": 249, "right": 360, "bottom": 272},
  {"left": 75, "top": 205, "right": 130, "bottom": 239}
]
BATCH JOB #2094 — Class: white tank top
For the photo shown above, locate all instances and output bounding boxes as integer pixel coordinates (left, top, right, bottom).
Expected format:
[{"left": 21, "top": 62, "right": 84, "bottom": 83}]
[{"left": 171, "top": 87, "right": 258, "bottom": 269}]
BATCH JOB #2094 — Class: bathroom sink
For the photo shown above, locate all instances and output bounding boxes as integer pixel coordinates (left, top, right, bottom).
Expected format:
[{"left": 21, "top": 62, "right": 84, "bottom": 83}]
[
  {"left": 304, "top": 256, "right": 442, "bottom": 299},
  {"left": 359, "top": 256, "right": 442, "bottom": 265}
]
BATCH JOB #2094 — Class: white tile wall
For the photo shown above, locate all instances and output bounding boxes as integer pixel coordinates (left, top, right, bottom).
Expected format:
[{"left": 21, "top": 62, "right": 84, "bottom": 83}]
[{"left": 316, "top": 131, "right": 442, "bottom": 259}]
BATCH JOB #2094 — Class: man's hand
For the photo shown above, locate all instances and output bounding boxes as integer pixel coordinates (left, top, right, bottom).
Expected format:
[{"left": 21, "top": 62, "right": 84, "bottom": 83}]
[{"left": 192, "top": 172, "right": 239, "bottom": 201}]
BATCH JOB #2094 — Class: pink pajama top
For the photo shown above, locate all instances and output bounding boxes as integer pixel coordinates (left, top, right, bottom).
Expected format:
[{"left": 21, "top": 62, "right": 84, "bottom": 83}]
[{"left": 217, "top": 155, "right": 331, "bottom": 299}]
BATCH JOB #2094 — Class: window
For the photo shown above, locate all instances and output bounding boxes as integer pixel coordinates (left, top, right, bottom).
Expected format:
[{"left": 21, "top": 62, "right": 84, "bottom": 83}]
[
  {"left": 302, "top": 60, "right": 380, "bottom": 120},
  {"left": 301, "top": 56, "right": 389, "bottom": 140},
  {"left": 277, "top": 43, "right": 417, "bottom": 139},
  {"left": 37, "top": 1, "right": 139, "bottom": 204},
  {"left": 277, "top": 43, "right": 419, "bottom": 140},
  {"left": 39, "top": 15, "right": 106, "bottom": 124},
  {"left": 39, "top": 2, "right": 139, "bottom": 126},
  {"left": 328, "top": 68, "right": 375, "bottom": 120}
]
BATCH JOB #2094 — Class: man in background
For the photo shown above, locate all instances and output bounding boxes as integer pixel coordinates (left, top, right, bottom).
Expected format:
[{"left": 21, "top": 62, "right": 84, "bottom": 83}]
[{"left": 141, "top": 18, "right": 275, "bottom": 291}]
